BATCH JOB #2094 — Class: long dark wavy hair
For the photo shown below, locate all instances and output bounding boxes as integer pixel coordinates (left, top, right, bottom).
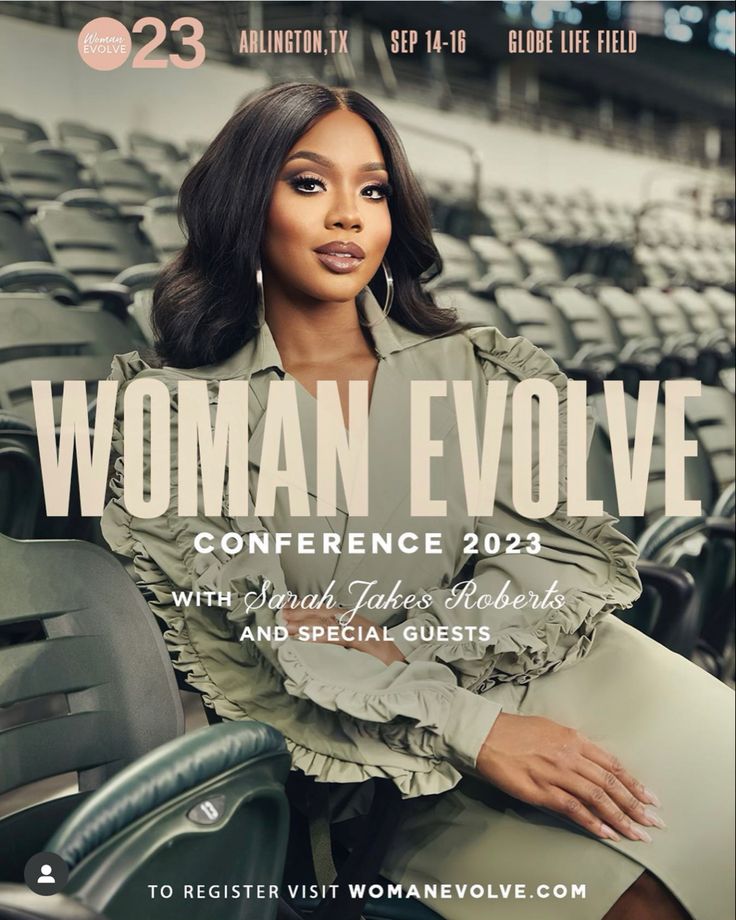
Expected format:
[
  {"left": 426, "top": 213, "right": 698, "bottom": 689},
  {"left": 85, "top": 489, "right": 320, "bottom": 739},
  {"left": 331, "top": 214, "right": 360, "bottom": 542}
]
[{"left": 152, "top": 82, "right": 459, "bottom": 368}]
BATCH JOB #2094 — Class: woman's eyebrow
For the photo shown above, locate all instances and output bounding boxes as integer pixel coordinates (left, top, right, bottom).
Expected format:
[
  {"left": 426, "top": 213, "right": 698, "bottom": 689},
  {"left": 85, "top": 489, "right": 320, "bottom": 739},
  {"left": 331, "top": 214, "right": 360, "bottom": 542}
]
[{"left": 284, "top": 150, "right": 387, "bottom": 172}]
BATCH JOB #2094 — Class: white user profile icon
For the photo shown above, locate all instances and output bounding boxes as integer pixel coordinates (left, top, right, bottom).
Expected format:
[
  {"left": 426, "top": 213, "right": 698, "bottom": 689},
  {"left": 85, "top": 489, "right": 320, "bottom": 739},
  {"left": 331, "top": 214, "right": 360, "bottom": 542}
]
[{"left": 37, "top": 864, "right": 55, "bottom": 884}]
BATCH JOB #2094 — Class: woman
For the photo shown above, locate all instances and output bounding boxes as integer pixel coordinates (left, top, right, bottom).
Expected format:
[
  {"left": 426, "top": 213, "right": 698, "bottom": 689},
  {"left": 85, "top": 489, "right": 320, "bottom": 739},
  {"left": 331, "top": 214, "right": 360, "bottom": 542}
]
[{"left": 102, "top": 83, "right": 734, "bottom": 920}]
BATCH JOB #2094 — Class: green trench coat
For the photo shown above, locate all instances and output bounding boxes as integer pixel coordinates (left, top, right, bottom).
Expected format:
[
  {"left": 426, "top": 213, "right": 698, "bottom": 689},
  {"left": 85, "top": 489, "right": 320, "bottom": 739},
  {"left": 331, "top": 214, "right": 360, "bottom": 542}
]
[{"left": 102, "top": 290, "right": 735, "bottom": 919}]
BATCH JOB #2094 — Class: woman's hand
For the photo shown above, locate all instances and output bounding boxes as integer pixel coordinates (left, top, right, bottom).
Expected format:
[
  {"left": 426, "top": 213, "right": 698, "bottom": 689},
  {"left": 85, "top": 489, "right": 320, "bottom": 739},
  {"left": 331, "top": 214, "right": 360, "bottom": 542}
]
[
  {"left": 281, "top": 599, "right": 406, "bottom": 665},
  {"left": 476, "top": 713, "right": 665, "bottom": 843}
]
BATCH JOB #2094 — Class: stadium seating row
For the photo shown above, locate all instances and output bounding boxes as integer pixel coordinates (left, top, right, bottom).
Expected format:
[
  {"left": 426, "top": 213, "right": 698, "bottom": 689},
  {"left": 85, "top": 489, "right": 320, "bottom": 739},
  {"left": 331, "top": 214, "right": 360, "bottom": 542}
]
[
  {"left": 424, "top": 176, "right": 734, "bottom": 293},
  {"left": 0, "top": 109, "right": 204, "bottom": 172},
  {"left": 0, "top": 142, "right": 183, "bottom": 214}
]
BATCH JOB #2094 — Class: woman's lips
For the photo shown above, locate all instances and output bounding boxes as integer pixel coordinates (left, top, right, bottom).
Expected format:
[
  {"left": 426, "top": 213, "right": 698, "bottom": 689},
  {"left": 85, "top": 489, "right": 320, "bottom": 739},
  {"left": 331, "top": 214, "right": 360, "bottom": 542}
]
[
  {"left": 313, "top": 241, "right": 366, "bottom": 274},
  {"left": 314, "top": 251, "right": 365, "bottom": 274}
]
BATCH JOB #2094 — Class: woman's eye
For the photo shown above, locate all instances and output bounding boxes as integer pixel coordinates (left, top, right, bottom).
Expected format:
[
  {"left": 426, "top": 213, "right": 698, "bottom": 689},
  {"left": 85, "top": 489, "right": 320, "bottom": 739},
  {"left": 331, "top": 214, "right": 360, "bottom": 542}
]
[
  {"left": 290, "top": 176, "right": 326, "bottom": 194},
  {"left": 362, "top": 185, "right": 389, "bottom": 201}
]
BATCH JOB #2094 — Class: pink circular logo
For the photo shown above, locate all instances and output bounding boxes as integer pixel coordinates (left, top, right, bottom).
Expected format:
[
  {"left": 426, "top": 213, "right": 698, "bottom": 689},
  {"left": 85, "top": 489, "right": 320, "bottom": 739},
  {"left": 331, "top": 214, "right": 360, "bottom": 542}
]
[{"left": 78, "top": 18, "right": 132, "bottom": 70}]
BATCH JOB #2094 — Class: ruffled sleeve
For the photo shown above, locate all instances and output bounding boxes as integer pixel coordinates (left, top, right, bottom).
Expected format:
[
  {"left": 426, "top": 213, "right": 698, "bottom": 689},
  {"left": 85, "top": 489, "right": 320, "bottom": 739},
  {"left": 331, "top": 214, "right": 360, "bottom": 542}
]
[{"left": 387, "top": 327, "right": 643, "bottom": 694}]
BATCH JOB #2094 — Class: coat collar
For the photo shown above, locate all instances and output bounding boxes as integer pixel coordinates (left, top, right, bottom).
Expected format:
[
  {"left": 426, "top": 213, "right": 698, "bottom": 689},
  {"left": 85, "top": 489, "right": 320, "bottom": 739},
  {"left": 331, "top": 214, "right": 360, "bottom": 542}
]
[{"left": 187, "top": 287, "right": 437, "bottom": 381}]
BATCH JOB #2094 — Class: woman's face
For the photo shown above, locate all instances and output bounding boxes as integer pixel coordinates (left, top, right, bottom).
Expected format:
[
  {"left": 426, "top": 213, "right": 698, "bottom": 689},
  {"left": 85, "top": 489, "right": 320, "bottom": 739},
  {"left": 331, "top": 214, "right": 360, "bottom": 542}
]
[{"left": 262, "top": 109, "right": 392, "bottom": 306}]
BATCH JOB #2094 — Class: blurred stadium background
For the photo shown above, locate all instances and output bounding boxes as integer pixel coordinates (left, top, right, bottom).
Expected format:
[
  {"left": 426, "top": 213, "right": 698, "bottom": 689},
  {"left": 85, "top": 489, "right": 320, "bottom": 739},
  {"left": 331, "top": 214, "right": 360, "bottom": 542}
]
[
  {"left": 0, "top": 4, "right": 734, "bottom": 911},
  {"left": 0, "top": 0, "right": 733, "bottom": 671}
]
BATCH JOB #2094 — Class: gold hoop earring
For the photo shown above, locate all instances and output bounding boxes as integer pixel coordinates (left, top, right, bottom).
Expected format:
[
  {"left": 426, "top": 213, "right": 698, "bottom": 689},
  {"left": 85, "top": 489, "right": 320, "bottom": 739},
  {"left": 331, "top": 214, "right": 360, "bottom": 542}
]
[
  {"left": 255, "top": 262, "right": 265, "bottom": 314},
  {"left": 360, "top": 260, "right": 394, "bottom": 327},
  {"left": 381, "top": 259, "right": 394, "bottom": 316}
]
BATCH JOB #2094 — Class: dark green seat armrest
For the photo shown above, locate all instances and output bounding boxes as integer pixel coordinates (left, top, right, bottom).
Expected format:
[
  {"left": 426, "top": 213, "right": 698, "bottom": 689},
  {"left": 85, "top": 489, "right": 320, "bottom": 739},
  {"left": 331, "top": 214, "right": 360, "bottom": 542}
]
[{"left": 47, "top": 722, "right": 287, "bottom": 870}]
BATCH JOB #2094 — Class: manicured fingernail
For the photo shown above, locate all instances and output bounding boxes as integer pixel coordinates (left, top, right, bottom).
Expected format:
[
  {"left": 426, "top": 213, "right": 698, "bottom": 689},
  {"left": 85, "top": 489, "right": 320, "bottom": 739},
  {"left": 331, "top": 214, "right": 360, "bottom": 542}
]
[
  {"left": 632, "top": 826, "right": 652, "bottom": 843},
  {"left": 644, "top": 788, "right": 661, "bottom": 807},
  {"left": 643, "top": 808, "right": 666, "bottom": 829},
  {"left": 600, "top": 824, "right": 620, "bottom": 841}
]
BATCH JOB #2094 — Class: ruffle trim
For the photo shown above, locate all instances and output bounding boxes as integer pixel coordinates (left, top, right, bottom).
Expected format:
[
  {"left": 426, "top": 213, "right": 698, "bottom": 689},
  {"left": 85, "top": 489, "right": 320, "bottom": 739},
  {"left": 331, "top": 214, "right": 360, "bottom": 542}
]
[
  {"left": 110, "top": 350, "right": 149, "bottom": 383},
  {"left": 282, "top": 737, "right": 462, "bottom": 798},
  {"left": 420, "top": 327, "right": 644, "bottom": 690},
  {"left": 278, "top": 642, "right": 459, "bottom": 730},
  {"left": 102, "top": 496, "right": 243, "bottom": 716}
]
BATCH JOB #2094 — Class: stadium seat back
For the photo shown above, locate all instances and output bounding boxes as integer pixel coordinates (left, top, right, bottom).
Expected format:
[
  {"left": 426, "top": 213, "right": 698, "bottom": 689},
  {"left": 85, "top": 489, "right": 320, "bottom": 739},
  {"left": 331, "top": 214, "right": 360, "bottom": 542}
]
[
  {"left": 58, "top": 122, "right": 118, "bottom": 160},
  {"left": 512, "top": 239, "right": 564, "bottom": 283},
  {"left": 703, "top": 286, "right": 736, "bottom": 336},
  {"left": 596, "top": 286, "right": 659, "bottom": 342},
  {"left": 0, "top": 147, "right": 82, "bottom": 210},
  {"left": 494, "top": 287, "right": 576, "bottom": 361},
  {"left": 581, "top": 427, "right": 699, "bottom": 653},
  {"left": 0, "top": 414, "right": 41, "bottom": 538},
  {"left": 671, "top": 288, "right": 722, "bottom": 334},
  {"left": 33, "top": 205, "right": 155, "bottom": 287},
  {"left": 635, "top": 288, "right": 692, "bottom": 339},
  {"left": 475, "top": 198, "right": 519, "bottom": 239},
  {"left": 129, "top": 288, "right": 156, "bottom": 346},
  {"left": 140, "top": 198, "right": 186, "bottom": 261},
  {"left": 0, "top": 293, "right": 135, "bottom": 424},
  {"left": 0, "top": 113, "right": 47, "bottom": 145},
  {"left": 429, "top": 232, "right": 481, "bottom": 287},
  {"left": 128, "top": 132, "right": 183, "bottom": 166},
  {"left": 0, "top": 211, "right": 45, "bottom": 267},
  {"left": 433, "top": 288, "right": 515, "bottom": 334},
  {"left": 89, "top": 154, "right": 164, "bottom": 209},
  {"left": 468, "top": 235, "right": 525, "bottom": 284},
  {"left": 0, "top": 536, "right": 184, "bottom": 880},
  {"left": 548, "top": 288, "right": 621, "bottom": 351}
]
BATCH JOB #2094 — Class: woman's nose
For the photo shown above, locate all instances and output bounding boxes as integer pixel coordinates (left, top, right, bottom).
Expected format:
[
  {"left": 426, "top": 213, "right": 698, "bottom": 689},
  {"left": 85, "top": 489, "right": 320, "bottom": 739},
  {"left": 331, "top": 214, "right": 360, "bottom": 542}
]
[{"left": 325, "top": 196, "right": 363, "bottom": 232}]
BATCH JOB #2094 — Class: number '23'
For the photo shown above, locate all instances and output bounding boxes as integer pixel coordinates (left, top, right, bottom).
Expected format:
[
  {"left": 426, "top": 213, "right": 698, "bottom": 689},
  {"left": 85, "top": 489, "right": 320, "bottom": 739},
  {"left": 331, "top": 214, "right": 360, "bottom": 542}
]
[{"left": 132, "top": 17, "right": 205, "bottom": 68}]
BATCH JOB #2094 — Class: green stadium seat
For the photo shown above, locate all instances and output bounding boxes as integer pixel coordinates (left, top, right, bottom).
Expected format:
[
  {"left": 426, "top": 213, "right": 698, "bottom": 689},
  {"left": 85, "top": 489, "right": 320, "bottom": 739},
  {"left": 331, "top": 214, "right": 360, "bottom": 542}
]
[
  {"left": 0, "top": 144, "right": 85, "bottom": 212},
  {"left": 0, "top": 536, "right": 185, "bottom": 883}
]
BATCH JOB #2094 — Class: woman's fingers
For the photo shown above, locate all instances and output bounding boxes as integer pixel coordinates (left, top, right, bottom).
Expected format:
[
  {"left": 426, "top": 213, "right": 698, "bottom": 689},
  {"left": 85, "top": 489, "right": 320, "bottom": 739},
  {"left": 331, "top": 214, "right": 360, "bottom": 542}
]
[
  {"left": 284, "top": 613, "right": 350, "bottom": 644},
  {"left": 281, "top": 597, "right": 322, "bottom": 617},
  {"left": 282, "top": 604, "right": 331, "bottom": 620},
  {"left": 283, "top": 610, "right": 334, "bottom": 628},
  {"left": 552, "top": 767, "right": 655, "bottom": 842},
  {"left": 476, "top": 715, "right": 665, "bottom": 847},
  {"left": 283, "top": 608, "right": 330, "bottom": 622},
  {"left": 577, "top": 758, "right": 666, "bottom": 831},
  {"left": 282, "top": 600, "right": 349, "bottom": 622},
  {"left": 282, "top": 605, "right": 351, "bottom": 645},
  {"left": 544, "top": 788, "right": 622, "bottom": 842},
  {"left": 581, "top": 740, "right": 660, "bottom": 807}
]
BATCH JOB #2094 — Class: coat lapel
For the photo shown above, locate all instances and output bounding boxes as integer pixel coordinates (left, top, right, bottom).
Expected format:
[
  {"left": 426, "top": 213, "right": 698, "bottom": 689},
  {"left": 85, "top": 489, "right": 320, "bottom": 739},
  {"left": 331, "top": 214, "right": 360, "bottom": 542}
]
[
  {"left": 329, "top": 345, "right": 458, "bottom": 593},
  {"left": 247, "top": 372, "right": 352, "bottom": 519},
  {"left": 238, "top": 288, "right": 458, "bottom": 589}
]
